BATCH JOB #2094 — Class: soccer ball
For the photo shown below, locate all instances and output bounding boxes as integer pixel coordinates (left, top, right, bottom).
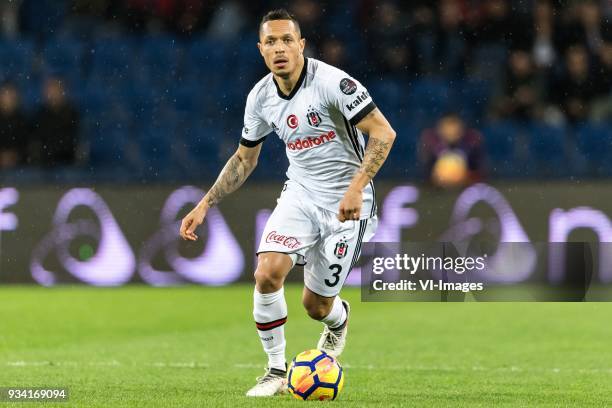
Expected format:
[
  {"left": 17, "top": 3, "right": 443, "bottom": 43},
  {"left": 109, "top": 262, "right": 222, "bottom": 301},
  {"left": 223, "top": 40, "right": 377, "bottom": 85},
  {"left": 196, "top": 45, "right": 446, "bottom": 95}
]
[{"left": 287, "top": 349, "right": 344, "bottom": 401}]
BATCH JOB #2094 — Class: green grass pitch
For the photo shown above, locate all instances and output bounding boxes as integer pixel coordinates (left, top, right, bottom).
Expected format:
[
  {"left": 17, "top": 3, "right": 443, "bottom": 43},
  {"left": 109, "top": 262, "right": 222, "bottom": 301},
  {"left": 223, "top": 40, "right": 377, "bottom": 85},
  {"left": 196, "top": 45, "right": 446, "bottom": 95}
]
[{"left": 1, "top": 285, "right": 612, "bottom": 407}]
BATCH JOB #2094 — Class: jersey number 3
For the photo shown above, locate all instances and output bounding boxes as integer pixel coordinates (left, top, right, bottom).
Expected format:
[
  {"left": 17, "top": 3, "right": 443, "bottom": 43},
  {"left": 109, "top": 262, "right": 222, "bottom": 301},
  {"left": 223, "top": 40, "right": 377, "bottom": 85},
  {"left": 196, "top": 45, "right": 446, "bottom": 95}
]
[{"left": 325, "top": 264, "right": 342, "bottom": 287}]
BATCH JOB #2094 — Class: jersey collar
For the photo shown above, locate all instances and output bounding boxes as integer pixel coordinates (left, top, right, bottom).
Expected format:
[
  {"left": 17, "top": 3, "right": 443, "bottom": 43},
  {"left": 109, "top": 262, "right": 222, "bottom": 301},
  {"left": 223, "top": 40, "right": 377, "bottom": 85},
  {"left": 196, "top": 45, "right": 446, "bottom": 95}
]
[{"left": 272, "top": 57, "right": 308, "bottom": 101}]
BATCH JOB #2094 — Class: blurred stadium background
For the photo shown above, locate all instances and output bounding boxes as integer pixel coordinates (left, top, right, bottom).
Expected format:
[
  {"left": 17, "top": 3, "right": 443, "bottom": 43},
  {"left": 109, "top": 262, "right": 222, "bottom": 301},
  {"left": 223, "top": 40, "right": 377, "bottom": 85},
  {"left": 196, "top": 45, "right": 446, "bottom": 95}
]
[
  {"left": 0, "top": 0, "right": 609, "bottom": 181},
  {"left": 1, "top": 1, "right": 612, "bottom": 406},
  {"left": 0, "top": 0, "right": 612, "bottom": 285},
  {"left": 0, "top": 0, "right": 610, "bottom": 285}
]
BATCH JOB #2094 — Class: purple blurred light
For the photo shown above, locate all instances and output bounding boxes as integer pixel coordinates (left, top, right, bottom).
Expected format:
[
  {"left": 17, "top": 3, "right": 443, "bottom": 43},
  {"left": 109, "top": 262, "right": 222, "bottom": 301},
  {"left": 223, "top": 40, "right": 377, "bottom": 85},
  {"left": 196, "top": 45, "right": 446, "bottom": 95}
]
[
  {"left": 138, "top": 186, "right": 244, "bottom": 286},
  {"left": 31, "top": 188, "right": 135, "bottom": 286},
  {"left": 549, "top": 207, "right": 612, "bottom": 283},
  {"left": 0, "top": 188, "right": 19, "bottom": 231},
  {"left": 446, "top": 183, "right": 536, "bottom": 283}
]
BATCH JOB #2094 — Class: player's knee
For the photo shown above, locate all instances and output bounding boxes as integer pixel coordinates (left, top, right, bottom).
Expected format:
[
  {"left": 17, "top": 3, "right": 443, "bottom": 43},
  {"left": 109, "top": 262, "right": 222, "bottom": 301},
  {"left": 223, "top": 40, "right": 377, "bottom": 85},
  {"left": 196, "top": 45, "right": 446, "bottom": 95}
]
[
  {"left": 254, "top": 267, "right": 283, "bottom": 292},
  {"left": 254, "top": 255, "right": 289, "bottom": 292},
  {"left": 303, "top": 299, "right": 332, "bottom": 321}
]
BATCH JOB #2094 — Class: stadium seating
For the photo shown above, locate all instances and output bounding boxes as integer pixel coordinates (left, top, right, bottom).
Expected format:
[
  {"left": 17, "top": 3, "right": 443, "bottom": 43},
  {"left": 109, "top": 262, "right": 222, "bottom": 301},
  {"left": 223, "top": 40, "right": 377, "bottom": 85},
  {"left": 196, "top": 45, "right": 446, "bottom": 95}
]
[
  {"left": 0, "top": 39, "right": 35, "bottom": 82},
  {"left": 0, "top": 29, "right": 609, "bottom": 182},
  {"left": 407, "top": 78, "right": 454, "bottom": 128},
  {"left": 19, "top": 0, "right": 68, "bottom": 37},
  {"left": 482, "top": 121, "right": 523, "bottom": 177},
  {"left": 41, "top": 38, "right": 84, "bottom": 79},
  {"left": 575, "top": 123, "right": 612, "bottom": 176},
  {"left": 529, "top": 123, "right": 568, "bottom": 177}
]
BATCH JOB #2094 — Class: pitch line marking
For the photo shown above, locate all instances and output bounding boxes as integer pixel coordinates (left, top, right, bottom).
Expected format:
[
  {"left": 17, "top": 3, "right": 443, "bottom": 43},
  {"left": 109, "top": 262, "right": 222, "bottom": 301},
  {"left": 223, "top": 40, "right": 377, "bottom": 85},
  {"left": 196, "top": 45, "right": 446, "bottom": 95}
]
[
  {"left": 4, "top": 361, "right": 209, "bottom": 368},
  {"left": 5, "top": 361, "right": 612, "bottom": 374}
]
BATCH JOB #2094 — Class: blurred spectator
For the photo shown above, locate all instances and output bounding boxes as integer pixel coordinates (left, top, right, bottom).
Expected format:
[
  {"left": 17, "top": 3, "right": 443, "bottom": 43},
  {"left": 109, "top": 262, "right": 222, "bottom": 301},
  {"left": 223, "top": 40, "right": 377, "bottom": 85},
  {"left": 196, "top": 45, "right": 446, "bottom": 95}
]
[
  {"left": 122, "top": 0, "right": 209, "bottom": 35},
  {"left": 433, "top": 0, "right": 468, "bottom": 77},
  {"left": 0, "top": 0, "right": 608, "bottom": 180},
  {"left": 31, "top": 77, "right": 80, "bottom": 167},
  {"left": 290, "top": 0, "right": 325, "bottom": 55},
  {"left": 171, "top": 0, "right": 208, "bottom": 37},
  {"left": 419, "top": 113, "right": 484, "bottom": 188},
  {"left": 320, "top": 38, "right": 347, "bottom": 69},
  {"left": 71, "top": 0, "right": 111, "bottom": 18},
  {"left": 603, "top": 0, "right": 612, "bottom": 19},
  {"left": 365, "top": 1, "right": 414, "bottom": 76},
  {"left": 121, "top": 0, "right": 153, "bottom": 32},
  {"left": 549, "top": 44, "right": 601, "bottom": 123},
  {"left": 558, "top": 0, "right": 610, "bottom": 55},
  {"left": 18, "top": 0, "right": 69, "bottom": 37},
  {"left": 67, "top": 0, "right": 117, "bottom": 38},
  {"left": 532, "top": 0, "right": 558, "bottom": 69},
  {"left": 470, "top": 0, "right": 528, "bottom": 48},
  {"left": 594, "top": 38, "right": 612, "bottom": 93},
  {"left": 409, "top": 2, "right": 437, "bottom": 75},
  {"left": 578, "top": 0, "right": 609, "bottom": 55},
  {"left": 206, "top": 0, "right": 247, "bottom": 40},
  {"left": 494, "top": 49, "right": 544, "bottom": 121},
  {"left": 0, "top": 82, "right": 28, "bottom": 169},
  {"left": 590, "top": 39, "right": 612, "bottom": 121},
  {"left": 465, "top": 0, "right": 529, "bottom": 82},
  {"left": 0, "top": 0, "right": 22, "bottom": 38}
]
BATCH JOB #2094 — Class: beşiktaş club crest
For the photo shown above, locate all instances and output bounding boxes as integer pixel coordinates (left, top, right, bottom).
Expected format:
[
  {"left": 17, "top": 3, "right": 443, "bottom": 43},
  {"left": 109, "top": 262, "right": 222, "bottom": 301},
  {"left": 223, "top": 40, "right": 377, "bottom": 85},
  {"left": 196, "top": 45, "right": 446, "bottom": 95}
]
[
  {"left": 306, "top": 106, "right": 322, "bottom": 127},
  {"left": 334, "top": 237, "right": 349, "bottom": 259}
]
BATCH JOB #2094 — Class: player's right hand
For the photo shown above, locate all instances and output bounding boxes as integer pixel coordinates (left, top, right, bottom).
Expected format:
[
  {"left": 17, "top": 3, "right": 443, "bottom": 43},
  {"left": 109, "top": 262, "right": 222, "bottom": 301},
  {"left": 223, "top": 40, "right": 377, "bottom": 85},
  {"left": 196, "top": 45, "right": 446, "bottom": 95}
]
[{"left": 180, "top": 205, "right": 207, "bottom": 241}]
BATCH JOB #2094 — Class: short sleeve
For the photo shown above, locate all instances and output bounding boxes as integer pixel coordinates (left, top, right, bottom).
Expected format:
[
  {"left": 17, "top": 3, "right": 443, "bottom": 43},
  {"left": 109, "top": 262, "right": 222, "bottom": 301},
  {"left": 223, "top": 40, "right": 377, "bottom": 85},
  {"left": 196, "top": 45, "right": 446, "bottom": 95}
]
[
  {"left": 240, "top": 88, "right": 272, "bottom": 147},
  {"left": 324, "top": 71, "right": 377, "bottom": 126}
]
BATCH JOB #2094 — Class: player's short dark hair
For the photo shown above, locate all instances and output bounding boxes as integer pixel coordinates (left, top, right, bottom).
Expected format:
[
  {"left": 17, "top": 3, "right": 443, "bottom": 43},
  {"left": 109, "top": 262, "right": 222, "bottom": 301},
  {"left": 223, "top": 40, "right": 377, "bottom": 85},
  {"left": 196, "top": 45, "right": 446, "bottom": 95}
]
[{"left": 259, "top": 9, "right": 301, "bottom": 37}]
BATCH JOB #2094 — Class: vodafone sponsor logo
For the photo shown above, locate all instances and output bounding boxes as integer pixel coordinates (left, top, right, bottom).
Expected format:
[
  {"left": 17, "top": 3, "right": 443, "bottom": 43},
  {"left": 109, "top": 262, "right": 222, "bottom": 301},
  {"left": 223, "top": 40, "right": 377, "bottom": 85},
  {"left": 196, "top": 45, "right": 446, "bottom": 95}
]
[
  {"left": 266, "top": 231, "right": 301, "bottom": 249},
  {"left": 286, "top": 130, "right": 336, "bottom": 151}
]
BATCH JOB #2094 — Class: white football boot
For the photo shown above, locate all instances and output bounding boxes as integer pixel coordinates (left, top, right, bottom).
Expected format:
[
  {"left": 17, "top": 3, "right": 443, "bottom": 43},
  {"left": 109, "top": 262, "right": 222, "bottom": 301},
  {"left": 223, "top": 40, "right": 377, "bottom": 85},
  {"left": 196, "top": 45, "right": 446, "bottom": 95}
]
[
  {"left": 317, "top": 300, "right": 350, "bottom": 358},
  {"left": 245, "top": 366, "right": 287, "bottom": 397}
]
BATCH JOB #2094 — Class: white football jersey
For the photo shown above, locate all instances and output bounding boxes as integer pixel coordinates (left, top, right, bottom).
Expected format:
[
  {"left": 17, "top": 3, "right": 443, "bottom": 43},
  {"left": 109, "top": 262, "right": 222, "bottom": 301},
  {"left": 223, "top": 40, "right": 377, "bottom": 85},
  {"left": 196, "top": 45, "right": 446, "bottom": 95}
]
[{"left": 240, "top": 57, "right": 377, "bottom": 219}]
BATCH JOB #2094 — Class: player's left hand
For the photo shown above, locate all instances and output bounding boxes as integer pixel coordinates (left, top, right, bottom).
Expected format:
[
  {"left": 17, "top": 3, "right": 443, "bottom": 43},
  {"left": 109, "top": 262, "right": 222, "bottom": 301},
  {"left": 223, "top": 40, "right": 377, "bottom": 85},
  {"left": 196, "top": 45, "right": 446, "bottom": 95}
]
[{"left": 338, "top": 188, "right": 362, "bottom": 222}]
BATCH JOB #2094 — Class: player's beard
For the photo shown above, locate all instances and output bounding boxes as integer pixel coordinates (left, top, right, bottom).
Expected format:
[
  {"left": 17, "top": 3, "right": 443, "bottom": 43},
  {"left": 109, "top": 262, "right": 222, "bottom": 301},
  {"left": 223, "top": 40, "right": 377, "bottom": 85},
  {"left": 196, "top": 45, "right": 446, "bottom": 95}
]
[
  {"left": 275, "top": 70, "right": 291, "bottom": 80},
  {"left": 272, "top": 62, "right": 293, "bottom": 79}
]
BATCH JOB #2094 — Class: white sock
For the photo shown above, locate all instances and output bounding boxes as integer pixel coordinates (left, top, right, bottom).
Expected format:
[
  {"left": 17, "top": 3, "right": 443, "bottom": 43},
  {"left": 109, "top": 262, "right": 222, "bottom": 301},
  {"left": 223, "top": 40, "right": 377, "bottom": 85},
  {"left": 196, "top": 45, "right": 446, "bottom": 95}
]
[
  {"left": 320, "top": 296, "right": 347, "bottom": 330},
  {"left": 253, "top": 287, "right": 287, "bottom": 371}
]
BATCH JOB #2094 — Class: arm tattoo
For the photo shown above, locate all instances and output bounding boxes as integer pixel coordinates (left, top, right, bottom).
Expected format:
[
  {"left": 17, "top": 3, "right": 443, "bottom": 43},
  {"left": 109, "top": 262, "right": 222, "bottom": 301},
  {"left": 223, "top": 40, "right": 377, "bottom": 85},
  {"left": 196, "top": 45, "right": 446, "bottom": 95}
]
[
  {"left": 205, "top": 153, "right": 253, "bottom": 207},
  {"left": 361, "top": 137, "right": 391, "bottom": 179}
]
